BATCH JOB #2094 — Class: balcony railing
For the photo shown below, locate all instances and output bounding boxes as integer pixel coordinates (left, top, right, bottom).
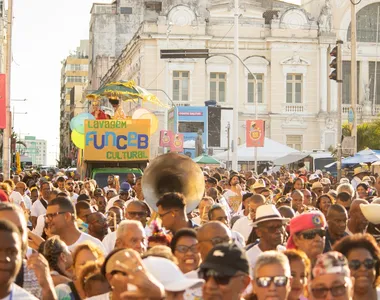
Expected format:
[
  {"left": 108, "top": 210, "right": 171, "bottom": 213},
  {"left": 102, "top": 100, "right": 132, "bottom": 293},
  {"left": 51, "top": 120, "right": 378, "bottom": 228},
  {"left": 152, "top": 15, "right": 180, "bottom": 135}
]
[{"left": 282, "top": 103, "right": 306, "bottom": 113}]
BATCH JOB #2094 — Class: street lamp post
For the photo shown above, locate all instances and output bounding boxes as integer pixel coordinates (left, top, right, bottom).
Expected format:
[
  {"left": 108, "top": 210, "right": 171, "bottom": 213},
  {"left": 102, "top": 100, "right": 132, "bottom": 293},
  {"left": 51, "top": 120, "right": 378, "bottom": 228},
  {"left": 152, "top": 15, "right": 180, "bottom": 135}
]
[{"left": 232, "top": 0, "right": 239, "bottom": 171}]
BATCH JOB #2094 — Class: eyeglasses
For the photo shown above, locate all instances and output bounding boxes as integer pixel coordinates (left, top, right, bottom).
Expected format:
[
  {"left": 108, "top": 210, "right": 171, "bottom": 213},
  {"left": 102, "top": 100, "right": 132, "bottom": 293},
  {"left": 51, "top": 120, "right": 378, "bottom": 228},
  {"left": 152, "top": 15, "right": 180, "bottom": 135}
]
[
  {"left": 66, "top": 182, "right": 74, "bottom": 186},
  {"left": 349, "top": 258, "right": 377, "bottom": 270},
  {"left": 158, "top": 210, "right": 173, "bottom": 218},
  {"left": 45, "top": 211, "right": 68, "bottom": 221},
  {"left": 198, "top": 269, "right": 243, "bottom": 285},
  {"left": 198, "top": 236, "right": 230, "bottom": 246},
  {"left": 110, "top": 270, "right": 127, "bottom": 276},
  {"left": 127, "top": 211, "right": 147, "bottom": 218},
  {"left": 311, "top": 283, "right": 347, "bottom": 298},
  {"left": 298, "top": 229, "right": 325, "bottom": 240},
  {"left": 175, "top": 244, "right": 198, "bottom": 254},
  {"left": 255, "top": 276, "right": 289, "bottom": 288}
]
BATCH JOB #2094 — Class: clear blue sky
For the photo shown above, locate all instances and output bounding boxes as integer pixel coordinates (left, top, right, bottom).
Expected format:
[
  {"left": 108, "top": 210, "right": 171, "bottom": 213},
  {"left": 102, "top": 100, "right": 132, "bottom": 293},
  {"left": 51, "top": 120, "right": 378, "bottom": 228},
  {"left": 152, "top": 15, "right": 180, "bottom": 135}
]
[{"left": 9, "top": 0, "right": 300, "bottom": 165}]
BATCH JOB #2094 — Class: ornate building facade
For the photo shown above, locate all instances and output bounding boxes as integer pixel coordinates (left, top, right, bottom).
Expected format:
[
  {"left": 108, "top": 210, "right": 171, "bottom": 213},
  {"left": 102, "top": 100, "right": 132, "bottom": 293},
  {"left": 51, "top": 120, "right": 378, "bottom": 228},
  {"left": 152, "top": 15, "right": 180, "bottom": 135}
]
[{"left": 94, "top": 0, "right": 380, "bottom": 156}]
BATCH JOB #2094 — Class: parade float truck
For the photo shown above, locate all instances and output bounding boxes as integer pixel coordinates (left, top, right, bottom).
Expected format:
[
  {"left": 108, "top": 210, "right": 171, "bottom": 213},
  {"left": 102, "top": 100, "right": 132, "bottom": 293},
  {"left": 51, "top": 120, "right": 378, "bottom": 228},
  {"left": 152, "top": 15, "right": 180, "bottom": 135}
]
[{"left": 78, "top": 119, "right": 150, "bottom": 187}]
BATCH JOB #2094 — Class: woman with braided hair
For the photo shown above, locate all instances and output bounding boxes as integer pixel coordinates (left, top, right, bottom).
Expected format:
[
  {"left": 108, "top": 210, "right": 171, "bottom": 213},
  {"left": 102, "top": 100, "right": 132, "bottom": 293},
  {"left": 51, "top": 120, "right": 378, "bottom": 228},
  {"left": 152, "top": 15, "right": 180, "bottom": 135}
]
[{"left": 42, "top": 236, "right": 73, "bottom": 286}]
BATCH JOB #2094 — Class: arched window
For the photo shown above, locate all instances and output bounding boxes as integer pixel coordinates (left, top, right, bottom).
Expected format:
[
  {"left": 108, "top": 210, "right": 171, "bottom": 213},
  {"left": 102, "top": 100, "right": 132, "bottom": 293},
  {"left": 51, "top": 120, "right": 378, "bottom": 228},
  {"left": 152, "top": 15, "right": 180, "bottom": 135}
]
[{"left": 348, "top": 2, "right": 380, "bottom": 42}]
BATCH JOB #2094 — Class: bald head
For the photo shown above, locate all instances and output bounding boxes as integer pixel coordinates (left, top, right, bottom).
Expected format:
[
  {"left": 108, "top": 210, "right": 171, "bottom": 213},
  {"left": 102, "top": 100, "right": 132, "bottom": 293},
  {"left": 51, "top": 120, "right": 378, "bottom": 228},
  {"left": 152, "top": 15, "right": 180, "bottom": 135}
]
[
  {"left": 197, "top": 221, "right": 231, "bottom": 260},
  {"left": 249, "top": 194, "right": 265, "bottom": 204},
  {"left": 277, "top": 206, "right": 295, "bottom": 219},
  {"left": 197, "top": 221, "right": 231, "bottom": 241},
  {"left": 350, "top": 199, "right": 369, "bottom": 214}
]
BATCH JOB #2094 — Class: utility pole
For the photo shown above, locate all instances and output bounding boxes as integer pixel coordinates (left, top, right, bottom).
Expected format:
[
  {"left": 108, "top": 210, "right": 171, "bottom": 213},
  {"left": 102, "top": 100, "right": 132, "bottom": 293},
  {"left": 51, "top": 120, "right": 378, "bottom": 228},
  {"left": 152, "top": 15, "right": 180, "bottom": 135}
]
[
  {"left": 231, "top": 0, "right": 239, "bottom": 171},
  {"left": 351, "top": 1, "right": 357, "bottom": 154},
  {"left": 329, "top": 41, "right": 343, "bottom": 182},
  {"left": 2, "top": 0, "right": 13, "bottom": 179},
  {"left": 226, "top": 122, "right": 230, "bottom": 170}
]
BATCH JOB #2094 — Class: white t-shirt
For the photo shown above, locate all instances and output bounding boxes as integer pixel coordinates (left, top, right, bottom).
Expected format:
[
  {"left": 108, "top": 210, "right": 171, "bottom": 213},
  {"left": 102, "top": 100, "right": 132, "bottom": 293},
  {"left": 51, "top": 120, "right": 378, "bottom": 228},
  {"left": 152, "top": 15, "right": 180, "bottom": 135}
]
[
  {"left": 32, "top": 214, "right": 46, "bottom": 236},
  {"left": 102, "top": 231, "right": 117, "bottom": 255},
  {"left": 30, "top": 199, "right": 48, "bottom": 218},
  {"left": 232, "top": 215, "right": 254, "bottom": 242},
  {"left": 10, "top": 191, "right": 24, "bottom": 207},
  {"left": 70, "top": 193, "right": 78, "bottom": 204},
  {"left": 67, "top": 232, "right": 106, "bottom": 253},
  {"left": 231, "top": 230, "right": 245, "bottom": 248},
  {"left": 0, "top": 283, "right": 37, "bottom": 300},
  {"left": 247, "top": 244, "right": 287, "bottom": 272},
  {"left": 23, "top": 195, "right": 32, "bottom": 210}
]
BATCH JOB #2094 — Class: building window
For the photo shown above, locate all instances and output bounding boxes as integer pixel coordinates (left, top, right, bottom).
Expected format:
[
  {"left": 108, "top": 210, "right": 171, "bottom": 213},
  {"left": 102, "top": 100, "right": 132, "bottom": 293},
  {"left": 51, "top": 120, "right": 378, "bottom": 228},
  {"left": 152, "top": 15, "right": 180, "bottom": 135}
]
[
  {"left": 248, "top": 74, "right": 263, "bottom": 103},
  {"left": 65, "top": 76, "right": 87, "bottom": 83},
  {"left": 210, "top": 73, "right": 226, "bottom": 103},
  {"left": 369, "top": 62, "right": 380, "bottom": 104},
  {"left": 173, "top": 71, "right": 189, "bottom": 101},
  {"left": 286, "top": 135, "right": 303, "bottom": 151},
  {"left": 120, "top": 7, "right": 132, "bottom": 14},
  {"left": 286, "top": 74, "right": 302, "bottom": 103},
  {"left": 342, "top": 61, "right": 360, "bottom": 104},
  {"left": 348, "top": 3, "right": 380, "bottom": 42}
]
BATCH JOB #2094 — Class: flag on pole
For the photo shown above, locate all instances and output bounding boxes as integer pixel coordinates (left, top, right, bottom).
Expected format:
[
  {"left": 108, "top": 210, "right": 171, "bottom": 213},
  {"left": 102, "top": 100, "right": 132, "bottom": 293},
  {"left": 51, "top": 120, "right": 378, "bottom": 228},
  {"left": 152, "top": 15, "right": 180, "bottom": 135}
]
[{"left": 246, "top": 120, "right": 265, "bottom": 147}]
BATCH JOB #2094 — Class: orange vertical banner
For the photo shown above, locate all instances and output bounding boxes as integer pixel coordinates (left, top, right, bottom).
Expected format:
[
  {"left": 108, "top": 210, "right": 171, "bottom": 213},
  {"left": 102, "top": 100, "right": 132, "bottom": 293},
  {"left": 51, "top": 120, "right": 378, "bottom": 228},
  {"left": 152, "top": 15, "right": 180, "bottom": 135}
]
[
  {"left": 246, "top": 120, "right": 265, "bottom": 147},
  {"left": 0, "top": 74, "right": 6, "bottom": 129},
  {"left": 170, "top": 133, "right": 184, "bottom": 152}
]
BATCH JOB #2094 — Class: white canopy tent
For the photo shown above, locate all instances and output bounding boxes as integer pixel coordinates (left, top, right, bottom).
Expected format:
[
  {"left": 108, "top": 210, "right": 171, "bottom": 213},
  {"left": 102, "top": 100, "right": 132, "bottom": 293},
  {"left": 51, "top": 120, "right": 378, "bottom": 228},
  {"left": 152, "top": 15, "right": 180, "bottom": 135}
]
[{"left": 213, "top": 138, "right": 299, "bottom": 162}]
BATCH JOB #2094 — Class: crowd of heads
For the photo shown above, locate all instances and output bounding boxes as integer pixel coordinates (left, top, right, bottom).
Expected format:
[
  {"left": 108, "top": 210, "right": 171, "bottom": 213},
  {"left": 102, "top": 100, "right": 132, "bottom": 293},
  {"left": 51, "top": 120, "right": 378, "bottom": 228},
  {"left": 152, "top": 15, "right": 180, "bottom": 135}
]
[{"left": 0, "top": 164, "right": 379, "bottom": 299}]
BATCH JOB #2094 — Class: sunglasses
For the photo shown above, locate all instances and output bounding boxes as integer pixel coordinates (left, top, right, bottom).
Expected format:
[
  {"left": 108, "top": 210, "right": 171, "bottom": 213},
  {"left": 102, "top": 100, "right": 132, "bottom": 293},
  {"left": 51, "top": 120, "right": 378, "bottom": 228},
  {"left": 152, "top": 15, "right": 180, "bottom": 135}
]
[
  {"left": 255, "top": 276, "right": 289, "bottom": 288},
  {"left": 311, "top": 283, "right": 347, "bottom": 298},
  {"left": 298, "top": 229, "right": 325, "bottom": 240},
  {"left": 198, "top": 269, "right": 243, "bottom": 285},
  {"left": 349, "top": 258, "right": 377, "bottom": 270}
]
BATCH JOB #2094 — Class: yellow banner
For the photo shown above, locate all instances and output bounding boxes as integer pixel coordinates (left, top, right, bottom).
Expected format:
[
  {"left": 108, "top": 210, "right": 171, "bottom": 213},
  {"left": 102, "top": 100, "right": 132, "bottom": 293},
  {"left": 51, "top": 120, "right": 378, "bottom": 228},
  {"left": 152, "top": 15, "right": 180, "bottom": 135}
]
[{"left": 84, "top": 119, "right": 150, "bottom": 161}]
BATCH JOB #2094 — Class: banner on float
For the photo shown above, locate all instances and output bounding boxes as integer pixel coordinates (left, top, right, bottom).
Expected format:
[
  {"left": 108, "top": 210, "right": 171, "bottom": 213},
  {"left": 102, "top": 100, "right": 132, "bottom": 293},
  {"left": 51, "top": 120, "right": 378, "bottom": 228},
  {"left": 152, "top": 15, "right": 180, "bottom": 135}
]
[
  {"left": 0, "top": 74, "right": 6, "bottom": 129},
  {"left": 84, "top": 119, "right": 150, "bottom": 161},
  {"left": 159, "top": 130, "right": 173, "bottom": 147},
  {"left": 246, "top": 120, "right": 265, "bottom": 147},
  {"left": 170, "top": 133, "right": 184, "bottom": 152}
]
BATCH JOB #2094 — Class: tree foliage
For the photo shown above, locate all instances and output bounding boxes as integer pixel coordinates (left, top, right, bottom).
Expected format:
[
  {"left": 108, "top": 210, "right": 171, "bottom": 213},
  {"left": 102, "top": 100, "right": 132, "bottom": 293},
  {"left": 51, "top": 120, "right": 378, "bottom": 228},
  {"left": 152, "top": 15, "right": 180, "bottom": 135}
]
[{"left": 343, "top": 118, "right": 380, "bottom": 151}]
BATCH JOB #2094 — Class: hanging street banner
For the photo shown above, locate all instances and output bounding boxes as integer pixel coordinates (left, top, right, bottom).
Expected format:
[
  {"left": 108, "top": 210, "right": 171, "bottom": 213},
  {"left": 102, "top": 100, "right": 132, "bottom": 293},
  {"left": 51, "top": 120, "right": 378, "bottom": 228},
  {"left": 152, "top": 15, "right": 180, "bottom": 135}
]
[
  {"left": 0, "top": 74, "right": 6, "bottom": 129},
  {"left": 170, "top": 133, "right": 184, "bottom": 152},
  {"left": 159, "top": 130, "right": 173, "bottom": 147},
  {"left": 246, "top": 120, "right": 265, "bottom": 147},
  {"left": 84, "top": 119, "right": 150, "bottom": 161}
]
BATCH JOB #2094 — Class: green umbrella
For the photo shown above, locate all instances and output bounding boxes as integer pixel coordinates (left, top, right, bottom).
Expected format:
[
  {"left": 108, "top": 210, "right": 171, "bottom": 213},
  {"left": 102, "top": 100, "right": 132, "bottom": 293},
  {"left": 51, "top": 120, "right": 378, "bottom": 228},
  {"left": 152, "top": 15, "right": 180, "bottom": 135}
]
[
  {"left": 193, "top": 154, "right": 221, "bottom": 165},
  {"left": 87, "top": 80, "right": 170, "bottom": 108}
]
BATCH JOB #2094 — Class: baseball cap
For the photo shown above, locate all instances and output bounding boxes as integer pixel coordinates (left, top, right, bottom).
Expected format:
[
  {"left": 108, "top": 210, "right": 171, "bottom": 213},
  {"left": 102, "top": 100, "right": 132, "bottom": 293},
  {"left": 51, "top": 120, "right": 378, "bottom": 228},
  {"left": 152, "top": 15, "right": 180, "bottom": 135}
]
[
  {"left": 120, "top": 182, "right": 131, "bottom": 192},
  {"left": 312, "top": 251, "right": 350, "bottom": 279},
  {"left": 142, "top": 256, "right": 204, "bottom": 292},
  {"left": 339, "top": 178, "right": 350, "bottom": 184},
  {"left": 320, "top": 178, "right": 331, "bottom": 185},
  {"left": 309, "top": 174, "right": 319, "bottom": 181},
  {"left": 199, "top": 243, "right": 249, "bottom": 276}
]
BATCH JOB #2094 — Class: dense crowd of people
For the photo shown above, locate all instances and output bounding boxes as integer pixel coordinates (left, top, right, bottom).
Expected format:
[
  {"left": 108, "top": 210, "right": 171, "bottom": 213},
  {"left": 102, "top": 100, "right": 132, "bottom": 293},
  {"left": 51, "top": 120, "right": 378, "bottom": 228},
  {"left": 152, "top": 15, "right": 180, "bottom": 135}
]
[{"left": 0, "top": 164, "right": 379, "bottom": 299}]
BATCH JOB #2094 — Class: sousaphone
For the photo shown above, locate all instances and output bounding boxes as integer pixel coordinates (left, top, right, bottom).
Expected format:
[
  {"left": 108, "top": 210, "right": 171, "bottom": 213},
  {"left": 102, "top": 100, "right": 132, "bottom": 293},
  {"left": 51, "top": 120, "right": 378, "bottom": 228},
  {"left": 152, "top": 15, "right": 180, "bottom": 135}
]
[{"left": 142, "top": 152, "right": 205, "bottom": 213}]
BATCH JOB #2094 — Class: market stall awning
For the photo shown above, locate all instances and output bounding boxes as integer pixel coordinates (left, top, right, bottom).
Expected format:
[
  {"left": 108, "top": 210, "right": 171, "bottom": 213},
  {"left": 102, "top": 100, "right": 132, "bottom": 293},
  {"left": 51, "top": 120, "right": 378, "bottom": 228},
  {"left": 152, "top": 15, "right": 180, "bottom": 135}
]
[
  {"left": 272, "top": 152, "right": 310, "bottom": 166},
  {"left": 213, "top": 138, "right": 299, "bottom": 162},
  {"left": 193, "top": 154, "right": 221, "bottom": 165}
]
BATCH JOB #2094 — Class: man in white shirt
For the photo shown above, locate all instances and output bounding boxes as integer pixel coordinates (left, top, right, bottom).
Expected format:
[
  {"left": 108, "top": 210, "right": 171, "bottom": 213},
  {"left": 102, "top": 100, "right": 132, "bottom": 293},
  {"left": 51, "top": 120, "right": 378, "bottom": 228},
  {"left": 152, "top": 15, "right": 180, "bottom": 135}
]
[
  {"left": 31, "top": 181, "right": 51, "bottom": 228},
  {"left": 222, "top": 175, "right": 244, "bottom": 206},
  {"left": 13, "top": 182, "right": 32, "bottom": 211},
  {"left": 232, "top": 194, "right": 265, "bottom": 242},
  {"left": 103, "top": 175, "right": 116, "bottom": 194},
  {"left": 45, "top": 196, "right": 105, "bottom": 253},
  {"left": 65, "top": 178, "right": 78, "bottom": 204},
  {"left": 246, "top": 205, "right": 288, "bottom": 268}
]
